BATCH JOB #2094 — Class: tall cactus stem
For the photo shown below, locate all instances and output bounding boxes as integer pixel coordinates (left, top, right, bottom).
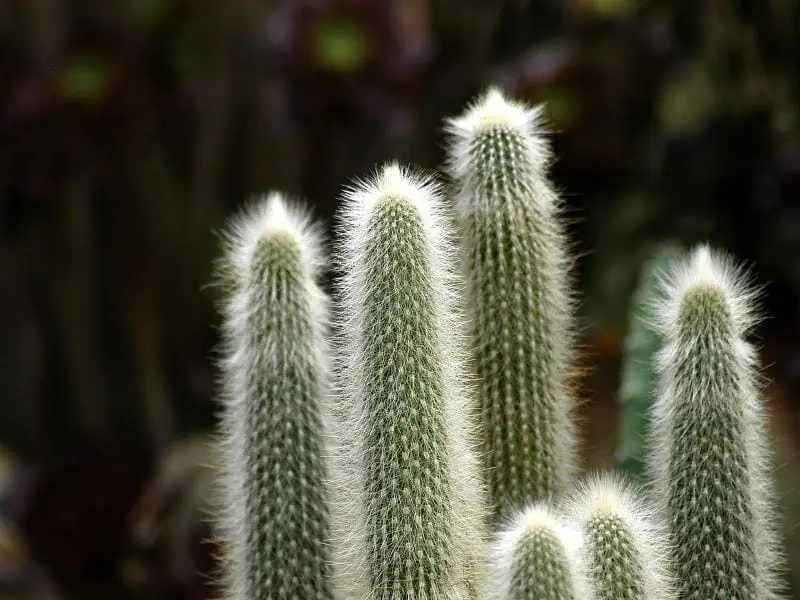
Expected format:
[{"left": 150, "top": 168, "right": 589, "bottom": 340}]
[
  {"left": 445, "top": 87, "right": 579, "bottom": 518},
  {"left": 486, "top": 503, "right": 589, "bottom": 600},
  {"left": 648, "top": 244, "right": 783, "bottom": 600},
  {"left": 330, "top": 163, "right": 486, "bottom": 600},
  {"left": 214, "top": 194, "right": 336, "bottom": 600}
]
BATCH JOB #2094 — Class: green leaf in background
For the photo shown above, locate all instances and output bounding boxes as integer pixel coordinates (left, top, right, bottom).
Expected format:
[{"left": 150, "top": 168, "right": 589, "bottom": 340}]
[
  {"left": 615, "top": 244, "right": 680, "bottom": 481},
  {"left": 126, "top": 0, "right": 169, "bottom": 29},
  {"left": 56, "top": 54, "right": 111, "bottom": 105},
  {"left": 313, "top": 17, "right": 369, "bottom": 73}
]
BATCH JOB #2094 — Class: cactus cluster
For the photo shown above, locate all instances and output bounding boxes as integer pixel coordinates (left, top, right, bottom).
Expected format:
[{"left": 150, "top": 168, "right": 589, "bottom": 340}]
[{"left": 213, "top": 88, "right": 785, "bottom": 599}]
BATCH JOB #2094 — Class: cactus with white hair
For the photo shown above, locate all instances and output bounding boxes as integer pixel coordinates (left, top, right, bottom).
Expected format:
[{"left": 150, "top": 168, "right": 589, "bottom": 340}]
[
  {"left": 330, "top": 163, "right": 486, "bottom": 600},
  {"left": 486, "top": 503, "right": 589, "bottom": 600},
  {"left": 214, "top": 193, "right": 335, "bottom": 600},
  {"left": 208, "top": 88, "right": 788, "bottom": 600},
  {"left": 445, "top": 88, "right": 578, "bottom": 519},
  {"left": 564, "top": 473, "right": 673, "bottom": 600},
  {"left": 648, "top": 245, "right": 783, "bottom": 600}
]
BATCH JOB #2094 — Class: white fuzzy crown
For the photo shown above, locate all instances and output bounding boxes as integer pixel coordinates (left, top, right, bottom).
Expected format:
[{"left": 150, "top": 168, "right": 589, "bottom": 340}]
[
  {"left": 651, "top": 244, "right": 760, "bottom": 339},
  {"left": 338, "top": 162, "right": 444, "bottom": 237},
  {"left": 445, "top": 86, "right": 551, "bottom": 185},
  {"left": 564, "top": 473, "right": 674, "bottom": 600},
  {"left": 487, "top": 504, "right": 588, "bottom": 600},
  {"left": 221, "top": 191, "right": 326, "bottom": 286}
]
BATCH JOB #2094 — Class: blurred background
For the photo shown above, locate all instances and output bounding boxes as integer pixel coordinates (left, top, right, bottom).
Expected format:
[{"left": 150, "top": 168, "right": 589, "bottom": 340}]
[{"left": 1, "top": 0, "right": 799, "bottom": 598}]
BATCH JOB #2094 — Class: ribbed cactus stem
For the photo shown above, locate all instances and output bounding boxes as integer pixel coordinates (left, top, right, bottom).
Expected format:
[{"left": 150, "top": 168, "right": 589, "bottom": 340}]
[
  {"left": 487, "top": 504, "right": 588, "bottom": 600},
  {"left": 564, "top": 473, "right": 673, "bottom": 600},
  {"left": 445, "top": 87, "right": 578, "bottom": 518},
  {"left": 648, "top": 245, "right": 783, "bottom": 600},
  {"left": 215, "top": 194, "right": 335, "bottom": 600},
  {"left": 331, "top": 163, "right": 486, "bottom": 600}
]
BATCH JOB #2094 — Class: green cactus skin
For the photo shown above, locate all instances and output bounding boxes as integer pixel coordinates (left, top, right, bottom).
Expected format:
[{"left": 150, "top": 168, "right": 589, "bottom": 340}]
[
  {"left": 648, "top": 245, "right": 784, "bottom": 600},
  {"left": 564, "top": 473, "right": 673, "bottom": 600},
  {"left": 215, "top": 194, "right": 335, "bottom": 600},
  {"left": 616, "top": 246, "right": 679, "bottom": 481},
  {"left": 445, "top": 87, "right": 578, "bottom": 518},
  {"left": 330, "top": 163, "right": 486, "bottom": 600},
  {"left": 486, "top": 504, "right": 589, "bottom": 600}
]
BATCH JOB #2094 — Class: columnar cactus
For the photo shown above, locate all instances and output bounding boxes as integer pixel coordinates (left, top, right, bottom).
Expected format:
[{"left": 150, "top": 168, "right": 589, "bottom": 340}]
[
  {"left": 445, "top": 87, "right": 578, "bottom": 518},
  {"left": 330, "top": 163, "right": 486, "bottom": 599},
  {"left": 209, "top": 89, "right": 788, "bottom": 600},
  {"left": 215, "top": 194, "right": 335, "bottom": 600},
  {"left": 648, "top": 245, "right": 783, "bottom": 600},
  {"left": 486, "top": 504, "right": 588, "bottom": 600},
  {"left": 564, "top": 473, "right": 672, "bottom": 600}
]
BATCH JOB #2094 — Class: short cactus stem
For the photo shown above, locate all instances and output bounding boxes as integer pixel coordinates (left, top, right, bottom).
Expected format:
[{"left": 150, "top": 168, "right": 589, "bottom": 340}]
[
  {"left": 215, "top": 194, "right": 335, "bottom": 600},
  {"left": 486, "top": 504, "right": 588, "bottom": 600},
  {"left": 564, "top": 473, "right": 673, "bottom": 600},
  {"left": 445, "top": 87, "right": 578, "bottom": 518},
  {"left": 331, "top": 163, "right": 486, "bottom": 600},
  {"left": 648, "top": 245, "right": 783, "bottom": 600}
]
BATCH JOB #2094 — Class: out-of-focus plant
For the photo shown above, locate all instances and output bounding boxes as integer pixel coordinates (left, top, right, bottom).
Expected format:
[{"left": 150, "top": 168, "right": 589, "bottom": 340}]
[{"left": 615, "top": 245, "right": 679, "bottom": 481}]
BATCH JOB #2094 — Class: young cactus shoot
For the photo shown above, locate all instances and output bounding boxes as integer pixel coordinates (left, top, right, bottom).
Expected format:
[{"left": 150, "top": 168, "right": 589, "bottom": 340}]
[
  {"left": 486, "top": 504, "right": 589, "bottom": 600},
  {"left": 564, "top": 473, "right": 673, "bottom": 600}
]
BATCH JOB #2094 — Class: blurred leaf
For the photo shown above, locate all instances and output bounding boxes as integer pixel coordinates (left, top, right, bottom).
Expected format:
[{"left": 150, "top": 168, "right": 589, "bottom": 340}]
[
  {"left": 615, "top": 245, "right": 680, "bottom": 481},
  {"left": 170, "top": 23, "right": 206, "bottom": 78},
  {"left": 578, "top": 0, "right": 637, "bottom": 17},
  {"left": 540, "top": 87, "right": 577, "bottom": 127},
  {"left": 56, "top": 55, "right": 111, "bottom": 105},
  {"left": 313, "top": 17, "right": 370, "bottom": 73},
  {"left": 126, "top": 0, "right": 170, "bottom": 28},
  {"left": 658, "top": 65, "right": 718, "bottom": 135}
]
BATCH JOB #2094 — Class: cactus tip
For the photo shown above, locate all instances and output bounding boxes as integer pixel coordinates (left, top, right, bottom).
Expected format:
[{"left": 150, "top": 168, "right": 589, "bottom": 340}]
[
  {"left": 447, "top": 86, "right": 543, "bottom": 136},
  {"left": 222, "top": 191, "right": 325, "bottom": 283},
  {"left": 653, "top": 244, "right": 760, "bottom": 338}
]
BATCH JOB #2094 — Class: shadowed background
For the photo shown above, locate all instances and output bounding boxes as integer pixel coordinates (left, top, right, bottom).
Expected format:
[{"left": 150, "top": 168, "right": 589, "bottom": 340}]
[{"left": 1, "top": 0, "right": 799, "bottom": 598}]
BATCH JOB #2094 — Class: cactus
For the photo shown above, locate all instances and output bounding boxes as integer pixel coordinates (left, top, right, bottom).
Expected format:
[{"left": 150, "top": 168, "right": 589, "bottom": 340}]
[
  {"left": 214, "top": 194, "right": 335, "bottom": 600},
  {"left": 207, "top": 90, "right": 789, "bottom": 600},
  {"left": 648, "top": 245, "right": 783, "bottom": 600},
  {"left": 445, "top": 87, "right": 578, "bottom": 518},
  {"left": 330, "top": 163, "right": 486, "bottom": 599},
  {"left": 564, "top": 473, "right": 673, "bottom": 600},
  {"left": 486, "top": 503, "right": 589, "bottom": 600},
  {"left": 616, "top": 246, "right": 679, "bottom": 481}
]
